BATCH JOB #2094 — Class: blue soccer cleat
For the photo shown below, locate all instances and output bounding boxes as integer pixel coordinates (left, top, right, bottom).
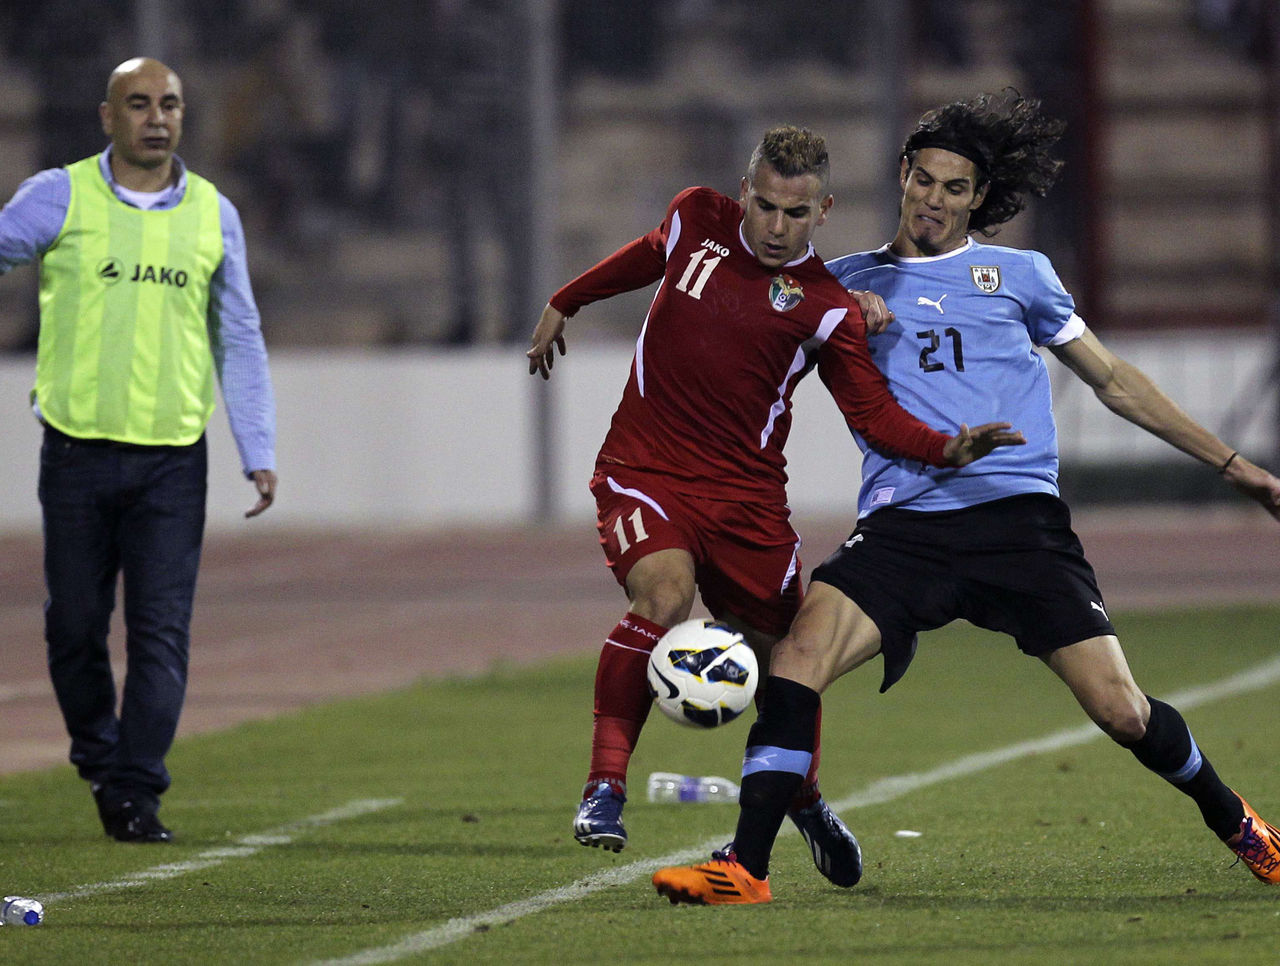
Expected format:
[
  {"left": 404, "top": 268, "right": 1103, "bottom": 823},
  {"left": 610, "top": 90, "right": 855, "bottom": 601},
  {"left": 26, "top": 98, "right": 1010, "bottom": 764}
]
[
  {"left": 573, "top": 781, "right": 627, "bottom": 852},
  {"left": 789, "top": 798, "right": 862, "bottom": 887}
]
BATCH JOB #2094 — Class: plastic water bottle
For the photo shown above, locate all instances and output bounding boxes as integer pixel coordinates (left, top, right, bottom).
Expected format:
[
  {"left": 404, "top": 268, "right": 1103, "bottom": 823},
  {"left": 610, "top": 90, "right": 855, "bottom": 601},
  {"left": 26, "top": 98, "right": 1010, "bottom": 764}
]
[
  {"left": 0, "top": 896, "right": 43, "bottom": 926},
  {"left": 646, "top": 772, "right": 739, "bottom": 803}
]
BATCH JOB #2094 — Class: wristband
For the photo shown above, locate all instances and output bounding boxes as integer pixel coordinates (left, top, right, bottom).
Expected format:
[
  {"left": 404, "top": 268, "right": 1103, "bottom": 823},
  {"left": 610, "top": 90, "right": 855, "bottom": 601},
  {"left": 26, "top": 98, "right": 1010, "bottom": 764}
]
[{"left": 1219, "top": 451, "right": 1239, "bottom": 474}]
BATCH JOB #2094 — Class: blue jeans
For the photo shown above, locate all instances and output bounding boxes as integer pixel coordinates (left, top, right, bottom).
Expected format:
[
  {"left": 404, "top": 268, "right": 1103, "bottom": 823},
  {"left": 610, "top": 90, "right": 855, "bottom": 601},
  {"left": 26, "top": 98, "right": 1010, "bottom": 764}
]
[{"left": 38, "top": 427, "right": 207, "bottom": 811}]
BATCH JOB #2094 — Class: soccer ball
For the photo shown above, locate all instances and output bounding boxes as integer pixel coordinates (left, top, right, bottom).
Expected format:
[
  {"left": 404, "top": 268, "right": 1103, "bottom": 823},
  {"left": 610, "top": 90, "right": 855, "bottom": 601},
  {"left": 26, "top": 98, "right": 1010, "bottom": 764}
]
[{"left": 647, "top": 618, "right": 759, "bottom": 728}]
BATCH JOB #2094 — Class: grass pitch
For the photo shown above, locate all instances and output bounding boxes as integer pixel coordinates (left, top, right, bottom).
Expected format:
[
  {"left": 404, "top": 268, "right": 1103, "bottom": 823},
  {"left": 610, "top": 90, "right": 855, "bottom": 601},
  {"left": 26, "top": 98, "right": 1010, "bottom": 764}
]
[{"left": 1, "top": 604, "right": 1278, "bottom": 965}]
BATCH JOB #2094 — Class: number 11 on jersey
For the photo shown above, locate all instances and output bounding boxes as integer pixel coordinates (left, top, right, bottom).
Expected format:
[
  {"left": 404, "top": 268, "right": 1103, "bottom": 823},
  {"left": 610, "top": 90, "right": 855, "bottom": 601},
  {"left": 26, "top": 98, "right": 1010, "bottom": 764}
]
[
  {"left": 675, "top": 249, "right": 721, "bottom": 300},
  {"left": 613, "top": 507, "right": 650, "bottom": 554}
]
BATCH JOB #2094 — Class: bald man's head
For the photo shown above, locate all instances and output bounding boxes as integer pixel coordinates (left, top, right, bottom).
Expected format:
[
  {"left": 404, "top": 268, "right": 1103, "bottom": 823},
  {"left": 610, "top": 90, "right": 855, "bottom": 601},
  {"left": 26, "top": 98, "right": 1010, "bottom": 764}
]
[
  {"left": 99, "top": 57, "right": 184, "bottom": 185},
  {"left": 105, "top": 57, "right": 181, "bottom": 103}
]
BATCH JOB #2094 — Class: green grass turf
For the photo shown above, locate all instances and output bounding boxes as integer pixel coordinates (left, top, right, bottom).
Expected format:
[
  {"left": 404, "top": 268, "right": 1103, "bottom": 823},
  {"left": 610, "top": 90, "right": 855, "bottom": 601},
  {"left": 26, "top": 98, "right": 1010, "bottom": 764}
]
[{"left": 1, "top": 604, "right": 1278, "bottom": 964}]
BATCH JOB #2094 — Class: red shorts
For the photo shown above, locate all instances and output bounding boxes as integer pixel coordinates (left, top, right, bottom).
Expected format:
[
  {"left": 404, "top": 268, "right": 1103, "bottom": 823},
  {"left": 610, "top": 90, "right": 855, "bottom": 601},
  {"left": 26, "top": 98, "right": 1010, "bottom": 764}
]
[{"left": 590, "top": 467, "right": 803, "bottom": 637}]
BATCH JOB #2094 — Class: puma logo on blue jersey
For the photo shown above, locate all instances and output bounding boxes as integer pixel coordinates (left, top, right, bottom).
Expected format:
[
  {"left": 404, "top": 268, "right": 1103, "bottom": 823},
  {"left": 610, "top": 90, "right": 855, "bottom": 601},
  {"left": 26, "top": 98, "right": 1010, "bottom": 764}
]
[{"left": 917, "top": 293, "right": 947, "bottom": 314}]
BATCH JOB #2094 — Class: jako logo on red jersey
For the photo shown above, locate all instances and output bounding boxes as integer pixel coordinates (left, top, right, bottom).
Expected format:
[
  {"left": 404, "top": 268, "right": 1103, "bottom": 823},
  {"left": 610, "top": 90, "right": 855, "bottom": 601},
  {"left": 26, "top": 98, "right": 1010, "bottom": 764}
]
[
  {"left": 619, "top": 617, "right": 661, "bottom": 642},
  {"left": 768, "top": 275, "right": 804, "bottom": 312}
]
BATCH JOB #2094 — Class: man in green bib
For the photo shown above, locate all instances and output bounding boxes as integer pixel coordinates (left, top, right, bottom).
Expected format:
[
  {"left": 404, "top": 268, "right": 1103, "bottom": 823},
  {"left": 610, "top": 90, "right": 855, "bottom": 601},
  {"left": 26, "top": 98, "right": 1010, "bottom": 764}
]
[{"left": 0, "top": 57, "right": 278, "bottom": 842}]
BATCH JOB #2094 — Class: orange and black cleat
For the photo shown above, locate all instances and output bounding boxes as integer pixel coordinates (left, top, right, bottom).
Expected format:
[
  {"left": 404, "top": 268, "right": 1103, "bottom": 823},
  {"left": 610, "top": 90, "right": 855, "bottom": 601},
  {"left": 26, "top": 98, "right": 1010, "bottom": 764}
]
[
  {"left": 1228, "top": 792, "right": 1280, "bottom": 884},
  {"left": 652, "top": 857, "right": 772, "bottom": 905}
]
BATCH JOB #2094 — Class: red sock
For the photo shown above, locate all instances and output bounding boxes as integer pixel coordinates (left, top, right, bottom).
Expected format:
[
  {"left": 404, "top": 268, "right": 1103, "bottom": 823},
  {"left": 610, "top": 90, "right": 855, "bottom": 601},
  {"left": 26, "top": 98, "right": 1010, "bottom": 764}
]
[{"left": 585, "top": 613, "right": 667, "bottom": 798}]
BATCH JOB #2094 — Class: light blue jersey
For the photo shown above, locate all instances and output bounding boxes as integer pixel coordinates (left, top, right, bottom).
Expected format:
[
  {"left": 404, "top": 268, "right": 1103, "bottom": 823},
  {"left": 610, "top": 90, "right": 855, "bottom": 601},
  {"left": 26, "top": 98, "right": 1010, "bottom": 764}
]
[{"left": 827, "top": 237, "right": 1085, "bottom": 516}]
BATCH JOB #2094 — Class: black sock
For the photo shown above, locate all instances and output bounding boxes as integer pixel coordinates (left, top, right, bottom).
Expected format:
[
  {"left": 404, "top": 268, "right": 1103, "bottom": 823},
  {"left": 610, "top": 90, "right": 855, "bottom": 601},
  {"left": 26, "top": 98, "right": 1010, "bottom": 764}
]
[
  {"left": 732, "top": 676, "right": 820, "bottom": 879},
  {"left": 1121, "top": 696, "right": 1244, "bottom": 840},
  {"left": 1179, "top": 757, "right": 1242, "bottom": 841}
]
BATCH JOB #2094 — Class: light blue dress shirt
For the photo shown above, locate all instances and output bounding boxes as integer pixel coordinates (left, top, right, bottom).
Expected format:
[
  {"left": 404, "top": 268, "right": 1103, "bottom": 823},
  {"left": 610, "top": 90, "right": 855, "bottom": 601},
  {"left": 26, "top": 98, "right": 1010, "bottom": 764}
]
[{"left": 0, "top": 148, "right": 276, "bottom": 474}]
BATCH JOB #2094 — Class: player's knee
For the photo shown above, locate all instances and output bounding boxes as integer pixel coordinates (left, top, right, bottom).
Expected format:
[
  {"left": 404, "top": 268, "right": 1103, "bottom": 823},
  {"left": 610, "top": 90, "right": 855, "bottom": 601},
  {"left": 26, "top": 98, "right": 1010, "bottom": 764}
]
[
  {"left": 774, "top": 631, "right": 813, "bottom": 664},
  {"left": 769, "top": 632, "right": 829, "bottom": 690},
  {"left": 630, "top": 580, "right": 695, "bottom": 628},
  {"left": 1096, "top": 695, "right": 1148, "bottom": 744}
]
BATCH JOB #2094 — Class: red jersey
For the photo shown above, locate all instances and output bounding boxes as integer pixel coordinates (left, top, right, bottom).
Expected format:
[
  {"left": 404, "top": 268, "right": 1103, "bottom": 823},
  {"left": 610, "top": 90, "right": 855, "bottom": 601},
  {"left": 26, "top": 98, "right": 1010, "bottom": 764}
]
[{"left": 550, "top": 187, "right": 950, "bottom": 502}]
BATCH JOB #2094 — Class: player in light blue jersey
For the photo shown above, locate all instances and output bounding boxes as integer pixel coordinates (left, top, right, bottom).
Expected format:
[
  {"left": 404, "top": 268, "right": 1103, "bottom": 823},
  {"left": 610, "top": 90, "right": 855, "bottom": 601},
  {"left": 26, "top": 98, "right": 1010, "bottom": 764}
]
[
  {"left": 827, "top": 241, "right": 1070, "bottom": 516},
  {"left": 654, "top": 90, "right": 1280, "bottom": 905}
]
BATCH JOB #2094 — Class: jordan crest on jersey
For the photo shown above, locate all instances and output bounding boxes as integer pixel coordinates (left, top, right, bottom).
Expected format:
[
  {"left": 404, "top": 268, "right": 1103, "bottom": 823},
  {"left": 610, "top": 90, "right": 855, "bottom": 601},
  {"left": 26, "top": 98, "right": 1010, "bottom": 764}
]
[
  {"left": 970, "top": 265, "right": 1001, "bottom": 293},
  {"left": 769, "top": 274, "right": 804, "bottom": 312}
]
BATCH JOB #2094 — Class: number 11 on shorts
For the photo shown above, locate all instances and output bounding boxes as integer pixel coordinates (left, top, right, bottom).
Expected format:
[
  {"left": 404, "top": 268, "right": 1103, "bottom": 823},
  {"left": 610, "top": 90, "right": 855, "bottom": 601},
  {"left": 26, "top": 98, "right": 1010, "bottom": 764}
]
[{"left": 614, "top": 508, "right": 650, "bottom": 554}]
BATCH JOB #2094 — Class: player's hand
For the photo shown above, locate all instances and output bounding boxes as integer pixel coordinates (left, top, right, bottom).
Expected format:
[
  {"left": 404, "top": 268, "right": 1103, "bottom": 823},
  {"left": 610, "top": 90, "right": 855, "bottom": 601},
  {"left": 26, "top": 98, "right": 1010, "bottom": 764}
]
[
  {"left": 245, "top": 469, "right": 277, "bottom": 518},
  {"left": 527, "top": 303, "right": 567, "bottom": 380},
  {"left": 942, "top": 422, "right": 1026, "bottom": 467},
  {"left": 849, "top": 289, "right": 895, "bottom": 335},
  {"left": 1222, "top": 454, "right": 1280, "bottom": 522}
]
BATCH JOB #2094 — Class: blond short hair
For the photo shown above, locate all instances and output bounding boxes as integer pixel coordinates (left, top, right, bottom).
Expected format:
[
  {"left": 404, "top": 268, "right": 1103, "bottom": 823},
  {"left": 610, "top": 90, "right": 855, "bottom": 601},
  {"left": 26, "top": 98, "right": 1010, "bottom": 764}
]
[{"left": 747, "top": 125, "right": 830, "bottom": 192}]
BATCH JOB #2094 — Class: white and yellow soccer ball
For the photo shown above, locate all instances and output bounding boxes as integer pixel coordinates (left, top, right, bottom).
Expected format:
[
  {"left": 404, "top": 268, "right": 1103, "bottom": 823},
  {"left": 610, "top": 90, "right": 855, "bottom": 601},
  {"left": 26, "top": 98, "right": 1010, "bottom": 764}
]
[{"left": 646, "top": 618, "right": 759, "bottom": 728}]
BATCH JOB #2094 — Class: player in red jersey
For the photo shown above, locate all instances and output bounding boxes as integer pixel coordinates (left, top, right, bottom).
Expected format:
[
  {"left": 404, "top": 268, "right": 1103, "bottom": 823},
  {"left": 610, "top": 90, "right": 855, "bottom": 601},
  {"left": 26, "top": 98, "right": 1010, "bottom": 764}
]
[{"left": 527, "top": 126, "right": 1021, "bottom": 885}]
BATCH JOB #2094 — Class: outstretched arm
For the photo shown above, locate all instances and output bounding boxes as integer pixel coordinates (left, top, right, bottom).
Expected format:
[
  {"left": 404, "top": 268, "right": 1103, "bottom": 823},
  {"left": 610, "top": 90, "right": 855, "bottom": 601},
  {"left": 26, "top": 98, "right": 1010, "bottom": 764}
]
[
  {"left": 1050, "top": 327, "right": 1280, "bottom": 520},
  {"left": 527, "top": 303, "right": 567, "bottom": 380},
  {"left": 525, "top": 229, "right": 668, "bottom": 381}
]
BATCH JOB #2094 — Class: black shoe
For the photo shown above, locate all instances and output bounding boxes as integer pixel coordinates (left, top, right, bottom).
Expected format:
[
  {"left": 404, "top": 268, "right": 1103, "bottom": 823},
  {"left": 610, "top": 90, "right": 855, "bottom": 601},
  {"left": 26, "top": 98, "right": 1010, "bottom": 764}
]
[
  {"left": 107, "top": 806, "right": 174, "bottom": 843},
  {"left": 90, "top": 781, "right": 112, "bottom": 827},
  {"left": 93, "top": 786, "right": 174, "bottom": 843},
  {"left": 789, "top": 798, "right": 862, "bottom": 887}
]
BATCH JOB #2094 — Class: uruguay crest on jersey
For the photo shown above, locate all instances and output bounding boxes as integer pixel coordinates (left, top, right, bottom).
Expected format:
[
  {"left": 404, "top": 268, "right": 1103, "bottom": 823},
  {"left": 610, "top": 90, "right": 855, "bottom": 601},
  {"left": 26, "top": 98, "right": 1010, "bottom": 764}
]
[
  {"left": 769, "top": 274, "right": 804, "bottom": 311},
  {"left": 970, "top": 265, "right": 1001, "bottom": 293}
]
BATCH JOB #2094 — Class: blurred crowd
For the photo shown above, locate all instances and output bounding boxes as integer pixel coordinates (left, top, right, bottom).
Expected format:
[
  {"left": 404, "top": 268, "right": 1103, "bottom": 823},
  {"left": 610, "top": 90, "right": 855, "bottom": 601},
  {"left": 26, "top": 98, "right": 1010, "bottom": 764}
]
[
  {"left": 0, "top": 0, "right": 537, "bottom": 347},
  {"left": 2, "top": 1, "right": 510, "bottom": 248},
  {"left": 0, "top": 0, "right": 1271, "bottom": 350}
]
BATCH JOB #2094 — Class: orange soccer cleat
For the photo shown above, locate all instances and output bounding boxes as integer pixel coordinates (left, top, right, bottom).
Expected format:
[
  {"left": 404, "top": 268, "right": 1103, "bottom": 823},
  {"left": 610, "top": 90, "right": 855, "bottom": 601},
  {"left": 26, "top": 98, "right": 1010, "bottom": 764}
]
[
  {"left": 652, "top": 857, "right": 772, "bottom": 905},
  {"left": 1228, "top": 792, "right": 1280, "bottom": 884}
]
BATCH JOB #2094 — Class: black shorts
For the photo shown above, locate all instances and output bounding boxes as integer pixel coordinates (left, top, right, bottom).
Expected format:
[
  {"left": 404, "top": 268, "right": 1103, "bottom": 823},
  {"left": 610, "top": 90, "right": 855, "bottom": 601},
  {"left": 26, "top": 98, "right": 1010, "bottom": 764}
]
[{"left": 810, "top": 493, "right": 1115, "bottom": 692}]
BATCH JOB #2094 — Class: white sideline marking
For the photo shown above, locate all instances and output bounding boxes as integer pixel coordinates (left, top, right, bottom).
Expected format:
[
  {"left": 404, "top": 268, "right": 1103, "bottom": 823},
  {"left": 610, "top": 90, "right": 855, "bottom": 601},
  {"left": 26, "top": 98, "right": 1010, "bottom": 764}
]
[
  {"left": 314, "top": 651, "right": 1280, "bottom": 965},
  {"left": 40, "top": 798, "right": 402, "bottom": 903}
]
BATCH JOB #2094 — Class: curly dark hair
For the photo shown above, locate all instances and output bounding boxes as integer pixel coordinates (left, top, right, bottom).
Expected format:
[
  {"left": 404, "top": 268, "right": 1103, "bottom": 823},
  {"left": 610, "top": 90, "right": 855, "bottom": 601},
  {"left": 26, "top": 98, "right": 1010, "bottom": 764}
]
[{"left": 901, "top": 89, "right": 1065, "bottom": 235}]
